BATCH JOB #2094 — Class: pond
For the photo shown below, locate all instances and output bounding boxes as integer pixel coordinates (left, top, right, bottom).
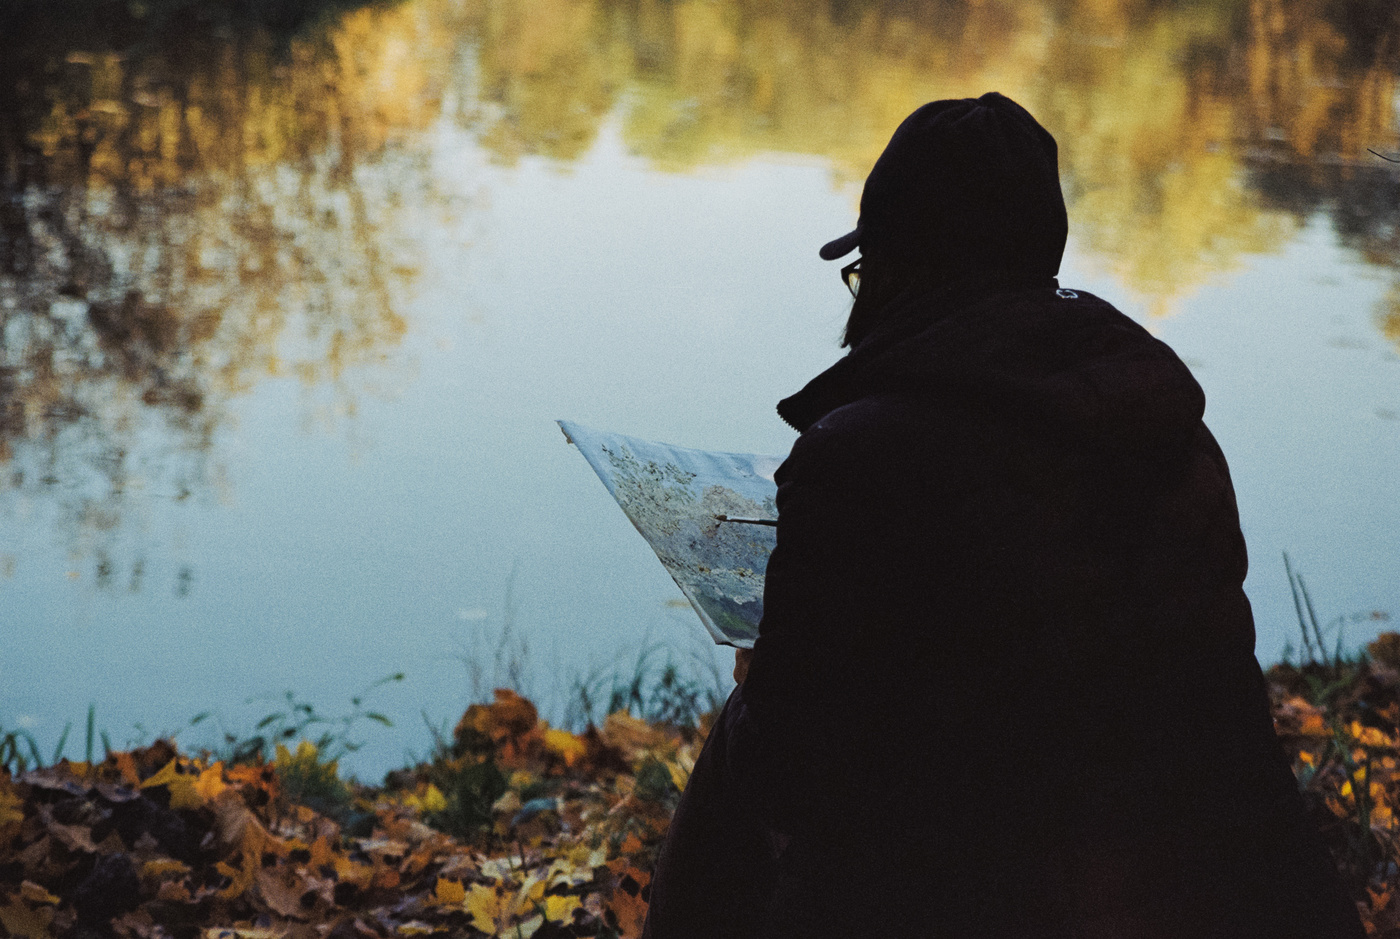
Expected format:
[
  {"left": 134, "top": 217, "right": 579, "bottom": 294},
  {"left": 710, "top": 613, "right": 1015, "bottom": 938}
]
[{"left": 2, "top": 0, "right": 1399, "bottom": 778}]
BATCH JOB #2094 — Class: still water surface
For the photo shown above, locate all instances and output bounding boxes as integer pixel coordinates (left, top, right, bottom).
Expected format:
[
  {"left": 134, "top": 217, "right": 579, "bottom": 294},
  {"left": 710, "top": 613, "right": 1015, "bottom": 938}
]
[{"left": 3, "top": 0, "right": 1400, "bottom": 777}]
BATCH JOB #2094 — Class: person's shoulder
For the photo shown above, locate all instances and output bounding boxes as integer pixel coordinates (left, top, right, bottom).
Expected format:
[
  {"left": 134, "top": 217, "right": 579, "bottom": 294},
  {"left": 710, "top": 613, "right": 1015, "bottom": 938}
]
[{"left": 783, "top": 392, "right": 932, "bottom": 482}]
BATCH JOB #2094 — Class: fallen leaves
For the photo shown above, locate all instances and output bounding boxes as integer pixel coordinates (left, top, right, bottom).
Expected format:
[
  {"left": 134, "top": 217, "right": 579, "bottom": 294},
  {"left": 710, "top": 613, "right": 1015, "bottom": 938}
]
[{"left": 0, "top": 688, "right": 706, "bottom": 939}]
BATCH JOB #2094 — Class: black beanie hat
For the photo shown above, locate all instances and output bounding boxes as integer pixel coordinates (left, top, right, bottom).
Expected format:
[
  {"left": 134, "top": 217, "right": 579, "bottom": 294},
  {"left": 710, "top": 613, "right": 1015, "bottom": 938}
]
[{"left": 820, "top": 92, "right": 1068, "bottom": 278}]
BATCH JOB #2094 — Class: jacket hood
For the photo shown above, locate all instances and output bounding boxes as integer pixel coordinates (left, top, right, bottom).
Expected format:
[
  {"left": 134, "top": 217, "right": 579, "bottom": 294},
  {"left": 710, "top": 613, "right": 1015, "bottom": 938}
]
[{"left": 779, "top": 278, "right": 1205, "bottom": 452}]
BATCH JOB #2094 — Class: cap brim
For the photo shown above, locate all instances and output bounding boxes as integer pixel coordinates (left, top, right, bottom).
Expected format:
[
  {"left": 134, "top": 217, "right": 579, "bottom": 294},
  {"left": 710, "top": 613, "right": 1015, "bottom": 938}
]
[{"left": 819, "top": 225, "right": 861, "bottom": 261}]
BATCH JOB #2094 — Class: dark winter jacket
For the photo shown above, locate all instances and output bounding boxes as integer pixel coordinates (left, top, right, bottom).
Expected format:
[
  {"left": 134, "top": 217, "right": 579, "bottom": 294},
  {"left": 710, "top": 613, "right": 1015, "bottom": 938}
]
[{"left": 730, "top": 274, "right": 1364, "bottom": 938}]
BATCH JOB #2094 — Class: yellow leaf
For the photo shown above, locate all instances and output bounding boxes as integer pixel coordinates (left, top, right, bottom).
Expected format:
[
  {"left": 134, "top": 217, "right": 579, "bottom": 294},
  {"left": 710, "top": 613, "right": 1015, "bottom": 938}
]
[
  {"left": 141, "top": 758, "right": 181, "bottom": 789},
  {"left": 406, "top": 783, "right": 448, "bottom": 814},
  {"left": 466, "top": 883, "right": 504, "bottom": 935},
  {"left": 423, "top": 783, "right": 447, "bottom": 812},
  {"left": 194, "top": 763, "right": 227, "bottom": 802},
  {"left": 215, "top": 858, "right": 256, "bottom": 900},
  {"left": 141, "top": 759, "right": 203, "bottom": 810},
  {"left": 0, "top": 898, "right": 54, "bottom": 939},
  {"left": 434, "top": 878, "right": 466, "bottom": 906},
  {"left": 332, "top": 854, "right": 374, "bottom": 890},
  {"left": 542, "top": 727, "right": 586, "bottom": 767},
  {"left": 0, "top": 784, "right": 24, "bottom": 828},
  {"left": 666, "top": 760, "right": 689, "bottom": 792},
  {"left": 19, "top": 883, "right": 60, "bottom": 905},
  {"left": 544, "top": 895, "right": 581, "bottom": 923},
  {"left": 141, "top": 859, "right": 191, "bottom": 880},
  {"left": 521, "top": 871, "right": 547, "bottom": 904}
]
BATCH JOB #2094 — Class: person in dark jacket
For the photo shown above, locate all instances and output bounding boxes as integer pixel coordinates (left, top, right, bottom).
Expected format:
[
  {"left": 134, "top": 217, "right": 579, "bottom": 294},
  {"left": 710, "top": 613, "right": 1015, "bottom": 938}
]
[{"left": 642, "top": 93, "right": 1364, "bottom": 939}]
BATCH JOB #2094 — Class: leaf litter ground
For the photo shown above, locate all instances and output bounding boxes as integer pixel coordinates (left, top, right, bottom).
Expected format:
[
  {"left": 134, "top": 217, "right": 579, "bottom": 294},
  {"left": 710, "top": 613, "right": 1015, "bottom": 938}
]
[{"left": 9, "top": 644, "right": 1400, "bottom": 938}]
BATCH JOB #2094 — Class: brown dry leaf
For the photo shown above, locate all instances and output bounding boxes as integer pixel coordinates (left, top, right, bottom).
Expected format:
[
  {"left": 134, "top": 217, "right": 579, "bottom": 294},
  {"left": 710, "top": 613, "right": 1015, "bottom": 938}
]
[
  {"left": 256, "top": 867, "right": 310, "bottom": 919},
  {"left": 602, "top": 713, "right": 675, "bottom": 762},
  {"left": 37, "top": 805, "right": 98, "bottom": 854},
  {"left": 400, "top": 844, "right": 437, "bottom": 877},
  {"left": 16, "top": 837, "right": 52, "bottom": 879},
  {"left": 111, "top": 909, "right": 159, "bottom": 939},
  {"left": 224, "top": 764, "right": 280, "bottom": 803},
  {"left": 308, "top": 835, "right": 336, "bottom": 870},
  {"left": 95, "top": 829, "right": 126, "bottom": 855},
  {"left": 212, "top": 791, "right": 283, "bottom": 900},
  {"left": 456, "top": 690, "right": 543, "bottom": 764}
]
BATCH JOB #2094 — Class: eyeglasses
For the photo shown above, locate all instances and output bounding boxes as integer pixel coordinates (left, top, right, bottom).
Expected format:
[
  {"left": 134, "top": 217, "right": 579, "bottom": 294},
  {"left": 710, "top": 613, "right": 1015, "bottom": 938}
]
[{"left": 841, "top": 258, "right": 861, "bottom": 297}]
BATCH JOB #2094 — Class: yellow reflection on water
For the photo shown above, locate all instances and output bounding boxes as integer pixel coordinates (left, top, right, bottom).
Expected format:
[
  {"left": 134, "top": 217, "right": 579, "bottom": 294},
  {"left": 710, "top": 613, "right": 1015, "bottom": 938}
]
[{"left": 2, "top": 0, "right": 1398, "bottom": 571}]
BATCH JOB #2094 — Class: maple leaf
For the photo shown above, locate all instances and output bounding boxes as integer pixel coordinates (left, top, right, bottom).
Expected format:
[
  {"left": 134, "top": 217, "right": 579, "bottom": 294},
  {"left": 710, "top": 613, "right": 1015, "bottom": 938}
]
[
  {"left": 141, "top": 759, "right": 203, "bottom": 811},
  {"left": 465, "top": 883, "right": 506, "bottom": 935}
]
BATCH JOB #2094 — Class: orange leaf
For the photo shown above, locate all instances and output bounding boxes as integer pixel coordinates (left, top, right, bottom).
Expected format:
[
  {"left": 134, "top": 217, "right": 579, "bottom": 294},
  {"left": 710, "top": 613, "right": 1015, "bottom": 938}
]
[
  {"left": 434, "top": 878, "right": 467, "bottom": 906},
  {"left": 606, "top": 864, "right": 651, "bottom": 938},
  {"left": 610, "top": 886, "right": 648, "bottom": 939},
  {"left": 111, "top": 752, "right": 141, "bottom": 786},
  {"left": 309, "top": 835, "right": 336, "bottom": 870}
]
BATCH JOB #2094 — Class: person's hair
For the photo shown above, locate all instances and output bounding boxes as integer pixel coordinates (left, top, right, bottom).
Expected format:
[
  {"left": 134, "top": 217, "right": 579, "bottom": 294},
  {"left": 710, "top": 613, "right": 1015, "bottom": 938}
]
[{"left": 841, "top": 252, "right": 939, "bottom": 348}]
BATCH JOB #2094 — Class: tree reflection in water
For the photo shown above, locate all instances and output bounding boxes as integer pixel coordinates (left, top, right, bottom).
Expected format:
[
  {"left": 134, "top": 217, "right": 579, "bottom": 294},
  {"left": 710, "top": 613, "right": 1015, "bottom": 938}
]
[
  {"left": 1, "top": 0, "right": 1398, "bottom": 586},
  {"left": 0, "top": 1, "right": 440, "bottom": 586}
]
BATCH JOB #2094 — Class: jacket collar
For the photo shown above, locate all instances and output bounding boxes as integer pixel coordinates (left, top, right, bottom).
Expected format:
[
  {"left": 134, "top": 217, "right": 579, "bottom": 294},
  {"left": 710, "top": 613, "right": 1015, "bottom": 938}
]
[{"left": 778, "top": 272, "right": 1059, "bottom": 433}]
